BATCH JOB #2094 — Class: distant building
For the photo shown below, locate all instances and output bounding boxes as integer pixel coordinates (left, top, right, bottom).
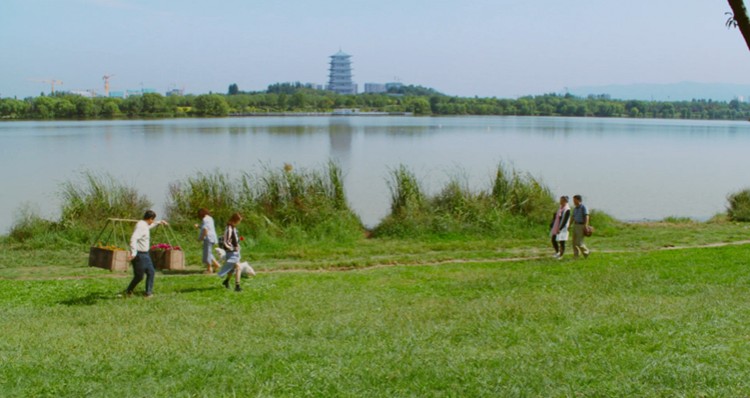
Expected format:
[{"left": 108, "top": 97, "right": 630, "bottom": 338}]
[
  {"left": 166, "top": 88, "right": 184, "bottom": 97},
  {"left": 385, "top": 82, "right": 403, "bottom": 92},
  {"left": 69, "top": 90, "right": 96, "bottom": 98},
  {"left": 364, "top": 83, "right": 387, "bottom": 94},
  {"left": 326, "top": 50, "right": 357, "bottom": 95},
  {"left": 122, "top": 88, "right": 157, "bottom": 98},
  {"left": 109, "top": 91, "right": 125, "bottom": 98}
]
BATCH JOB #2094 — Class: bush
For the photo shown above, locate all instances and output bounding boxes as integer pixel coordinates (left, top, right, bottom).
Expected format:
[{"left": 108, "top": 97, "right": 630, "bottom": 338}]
[{"left": 727, "top": 189, "right": 750, "bottom": 222}]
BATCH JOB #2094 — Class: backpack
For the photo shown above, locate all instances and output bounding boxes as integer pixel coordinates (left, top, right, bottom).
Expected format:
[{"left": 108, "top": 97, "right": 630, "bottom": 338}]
[{"left": 219, "top": 226, "right": 236, "bottom": 251}]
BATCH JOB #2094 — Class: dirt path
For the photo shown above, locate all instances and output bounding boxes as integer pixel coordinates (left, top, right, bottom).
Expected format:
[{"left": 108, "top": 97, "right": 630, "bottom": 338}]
[{"left": 7, "top": 239, "right": 750, "bottom": 281}]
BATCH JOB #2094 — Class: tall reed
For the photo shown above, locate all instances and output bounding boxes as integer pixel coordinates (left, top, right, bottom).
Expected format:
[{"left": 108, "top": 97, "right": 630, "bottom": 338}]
[
  {"left": 387, "top": 165, "right": 426, "bottom": 217},
  {"left": 491, "top": 163, "right": 556, "bottom": 225},
  {"left": 166, "top": 171, "right": 236, "bottom": 226},
  {"left": 166, "top": 161, "right": 363, "bottom": 243},
  {"left": 374, "top": 163, "right": 555, "bottom": 238},
  {"left": 60, "top": 171, "right": 152, "bottom": 227}
]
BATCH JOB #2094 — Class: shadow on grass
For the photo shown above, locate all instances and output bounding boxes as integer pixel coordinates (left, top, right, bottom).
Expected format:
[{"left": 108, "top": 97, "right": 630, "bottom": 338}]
[
  {"left": 173, "top": 286, "right": 222, "bottom": 294},
  {"left": 159, "top": 269, "right": 208, "bottom": 276},
  {"left": 59, "top": 292, "right": 119, "bottom": 306}
]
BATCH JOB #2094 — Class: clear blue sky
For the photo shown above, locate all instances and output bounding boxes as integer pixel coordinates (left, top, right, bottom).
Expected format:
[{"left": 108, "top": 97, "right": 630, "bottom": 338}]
[{"left": 2, "top": 0, "right": 750, "bottom": 98}]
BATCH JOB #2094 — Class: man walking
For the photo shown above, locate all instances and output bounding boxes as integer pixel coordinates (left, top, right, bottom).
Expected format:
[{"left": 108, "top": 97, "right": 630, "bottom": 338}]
[
  {"left": 125, "top": 210, "right": 167, "bottom": 298},
  {"left": 572, "top": 195, "right": 590, "bottom": 258}
]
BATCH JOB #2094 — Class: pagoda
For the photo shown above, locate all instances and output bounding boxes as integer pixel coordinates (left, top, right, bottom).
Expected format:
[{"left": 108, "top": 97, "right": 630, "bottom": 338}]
[{"left": 327, "top": 51, "right": 357, "bottom": 95}]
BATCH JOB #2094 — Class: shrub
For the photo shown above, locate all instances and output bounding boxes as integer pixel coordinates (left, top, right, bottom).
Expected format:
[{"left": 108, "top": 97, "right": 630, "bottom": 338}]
[{"left": 727, "top": 189, "right": 750, "bottom": 222}]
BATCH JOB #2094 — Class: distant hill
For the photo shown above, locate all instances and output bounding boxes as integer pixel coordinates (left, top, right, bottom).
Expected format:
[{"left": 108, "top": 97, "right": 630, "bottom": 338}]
[{"left": 569, "top": 82, "right": 750, "bottom": 102}]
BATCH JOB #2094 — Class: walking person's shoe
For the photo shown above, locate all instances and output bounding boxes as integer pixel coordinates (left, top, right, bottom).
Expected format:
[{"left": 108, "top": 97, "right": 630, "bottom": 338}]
[
  {"left": 144, "top": 294, "right": 154, "bottom": 299},
  {"left": 222, "top": 278, "right": 230, "bottom": 289},
  {"left": 234, "top": 284, "right": 242, "bottom": 292}
]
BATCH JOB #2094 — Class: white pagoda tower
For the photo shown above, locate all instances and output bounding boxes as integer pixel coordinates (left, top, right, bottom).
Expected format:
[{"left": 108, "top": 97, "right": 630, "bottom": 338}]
[{"left": 327, "top": 50, "right": 357, "bottom": 95}]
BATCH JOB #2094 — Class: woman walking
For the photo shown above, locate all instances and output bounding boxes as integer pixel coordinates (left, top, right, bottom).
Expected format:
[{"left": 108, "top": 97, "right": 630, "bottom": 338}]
[
  {"left": 195, "top": 208, "right": 221, "bottom": 274},
  {"left": 217, "top": 212, "right": 245, "bottom": 292},
  {"left": 550, "top": 196, "right": 571, "bottom": 259}
]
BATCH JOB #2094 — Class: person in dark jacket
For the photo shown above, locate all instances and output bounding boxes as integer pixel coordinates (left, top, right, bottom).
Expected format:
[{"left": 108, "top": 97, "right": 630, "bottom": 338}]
[{"left": 217, "top": 212, "right": 244, "bottom": 292}]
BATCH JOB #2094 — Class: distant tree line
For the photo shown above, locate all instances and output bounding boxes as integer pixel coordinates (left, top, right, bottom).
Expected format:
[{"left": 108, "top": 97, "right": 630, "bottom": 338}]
[{"left": 2, "top": 83, "right": 750, "bottom": 120}]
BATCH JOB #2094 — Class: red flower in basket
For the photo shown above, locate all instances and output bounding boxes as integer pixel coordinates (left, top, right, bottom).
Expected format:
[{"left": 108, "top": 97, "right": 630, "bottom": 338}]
[{"left": 150, "top": 243, "right": 182, "bottom": 251}]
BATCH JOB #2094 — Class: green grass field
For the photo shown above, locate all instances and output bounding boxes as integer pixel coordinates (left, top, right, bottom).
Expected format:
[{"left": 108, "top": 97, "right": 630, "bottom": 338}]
[{"left": 2, "top": 221, "right": 750, "bottom": 397}]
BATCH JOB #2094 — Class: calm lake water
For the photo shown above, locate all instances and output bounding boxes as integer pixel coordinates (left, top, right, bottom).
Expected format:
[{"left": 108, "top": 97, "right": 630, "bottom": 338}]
[{"left": 1, "top": 116, "right": 749, "bottom": 233}]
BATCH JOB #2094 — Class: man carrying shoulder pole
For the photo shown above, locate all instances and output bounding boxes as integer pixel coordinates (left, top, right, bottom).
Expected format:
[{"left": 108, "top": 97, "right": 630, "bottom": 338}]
[{"left": 125, "top": 210, "right": 168, "bottom": 298}]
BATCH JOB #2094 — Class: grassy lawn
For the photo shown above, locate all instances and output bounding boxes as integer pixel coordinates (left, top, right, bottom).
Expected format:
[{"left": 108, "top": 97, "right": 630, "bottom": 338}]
[{"left": 1, "top": 238, "right": 750, "bottom": 396}]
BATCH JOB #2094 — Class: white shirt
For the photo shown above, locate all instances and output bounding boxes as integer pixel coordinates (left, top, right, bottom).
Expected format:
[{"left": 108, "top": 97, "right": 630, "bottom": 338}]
[{"left": 130, "top": 220, "right": 160, "bottom": 257}]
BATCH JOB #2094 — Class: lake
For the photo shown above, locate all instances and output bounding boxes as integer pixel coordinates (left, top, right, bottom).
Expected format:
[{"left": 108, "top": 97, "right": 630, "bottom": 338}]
[{"left": 1, "top": 116, "right": 749, "bottom": 233}]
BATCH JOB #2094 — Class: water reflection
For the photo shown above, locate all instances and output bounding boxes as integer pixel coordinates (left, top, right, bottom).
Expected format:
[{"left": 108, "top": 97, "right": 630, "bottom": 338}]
[
  {"left": 328, "top": 117, "right": 354, "bottom": 165},
  {"left": 2, "top": 116, "right": 750, "bottom": 232}
]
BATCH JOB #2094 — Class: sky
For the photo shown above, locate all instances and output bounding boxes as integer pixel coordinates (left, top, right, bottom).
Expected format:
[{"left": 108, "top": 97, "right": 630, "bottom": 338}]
[{"left": 2, "top": 0, "right": 750, "bottom": 98}]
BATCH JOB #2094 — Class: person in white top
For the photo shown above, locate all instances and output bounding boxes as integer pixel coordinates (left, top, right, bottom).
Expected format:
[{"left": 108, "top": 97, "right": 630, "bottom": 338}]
[
  {"left": 549, "top": 196, "right": 571, "bottom": 260},
  {"left": 195, "top": 208, "right": 221, "bottom": 274},
  {"left": 125, "top": 210, "right": 167, "bottom": 298}
]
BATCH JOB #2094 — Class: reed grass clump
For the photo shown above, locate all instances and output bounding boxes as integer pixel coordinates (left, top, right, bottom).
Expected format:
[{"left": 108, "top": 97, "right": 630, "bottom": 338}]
[
  {"left": 8, "top": 204, "right": 57, "bottom": 242},
  {"left": 373, "top": 164, "right": 556, "bottom": 238},
  {"left": 242, "top": 161, "right": 362, "bottom": 242},
  {"left": 166, "top": 161, "right": 363, "bottom": 243},
  {"left": 727, "top": 189, "right": 750, "bottom": 222},
  {"left": 491, "top": 163, "right": 556, "bottom": 225},
  {"left": 8, "top": 171, "right": 150, "bottom": 245},
  {"left": 166, "top": 171, "right": 236, "bottom": 226},
  {"left": 59, "top": 171, "right": 152, "bottom": 228}
]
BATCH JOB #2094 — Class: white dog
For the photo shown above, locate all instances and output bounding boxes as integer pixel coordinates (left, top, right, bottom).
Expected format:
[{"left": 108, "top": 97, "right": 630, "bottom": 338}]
[{"left": 214, "top": 247, "right": 256, "bottom": 277}]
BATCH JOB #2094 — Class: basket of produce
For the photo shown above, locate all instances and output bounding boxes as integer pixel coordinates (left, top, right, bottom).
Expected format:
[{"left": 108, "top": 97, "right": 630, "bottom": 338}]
[
  {"left": 148, "top": 223, "right": 185, "bottom": 270},
  {"left": 89, "top": 244, "right": 130, "bottom": 271},
  {"left": 149, "top": 243, "right": 185, "bottom": 270},
  {"left": 88, "top": 218, "right": 137, "bottom": 272}
]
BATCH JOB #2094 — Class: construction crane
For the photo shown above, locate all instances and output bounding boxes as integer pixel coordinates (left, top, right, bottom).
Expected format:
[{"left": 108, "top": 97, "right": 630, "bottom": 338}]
[
  {"left": 102, "top": 74, "right": 115, "bottom": 97},
  {"left": 30, "top": 79, "right": 63, "bottom": 94}
]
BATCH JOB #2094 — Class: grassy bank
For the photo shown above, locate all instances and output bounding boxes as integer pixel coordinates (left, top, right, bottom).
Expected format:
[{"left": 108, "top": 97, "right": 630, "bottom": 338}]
[
  {"left": 1, "top": 245, "right": 750, "bottom": 396},
  {"left": 2, "top": 170, "right": 750, "bottom": 395}
]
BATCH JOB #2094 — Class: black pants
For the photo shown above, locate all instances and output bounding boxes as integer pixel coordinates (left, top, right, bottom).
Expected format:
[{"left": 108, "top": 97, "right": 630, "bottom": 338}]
[
  {"left": 126, "top": 252, "right": 155, "bottom": 295},
  {"left": 551, "top": 236, "right": 566, "bottom": 256}
]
